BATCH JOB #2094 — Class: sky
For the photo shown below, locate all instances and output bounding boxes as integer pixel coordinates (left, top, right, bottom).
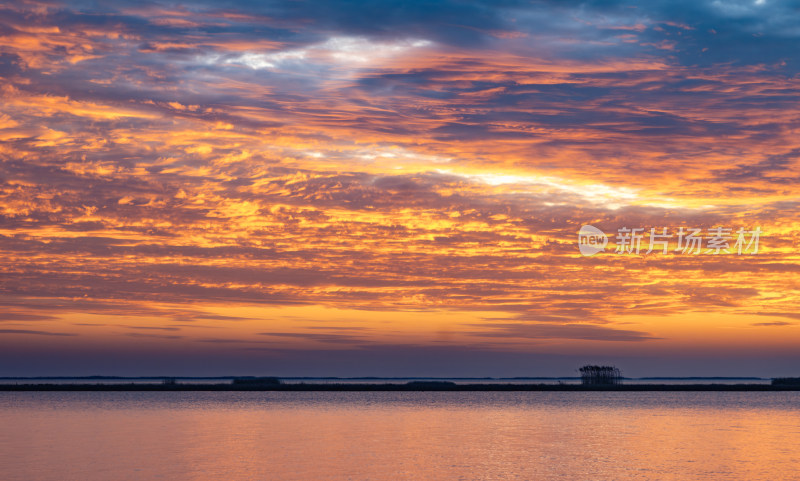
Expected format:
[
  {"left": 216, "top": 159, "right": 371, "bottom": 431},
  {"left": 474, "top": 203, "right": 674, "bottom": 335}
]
[{"left": 1, "top": 0, "right": 799, "bottom": 377}]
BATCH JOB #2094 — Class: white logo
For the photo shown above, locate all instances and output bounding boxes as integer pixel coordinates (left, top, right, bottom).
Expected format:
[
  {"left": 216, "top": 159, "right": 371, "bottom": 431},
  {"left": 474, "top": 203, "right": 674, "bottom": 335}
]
[
  {"left": 577, "top": 225, "right": 761, "bottom": 256},
  {"left": 578, "top": 225, "right": 608, "bottom": 257}
]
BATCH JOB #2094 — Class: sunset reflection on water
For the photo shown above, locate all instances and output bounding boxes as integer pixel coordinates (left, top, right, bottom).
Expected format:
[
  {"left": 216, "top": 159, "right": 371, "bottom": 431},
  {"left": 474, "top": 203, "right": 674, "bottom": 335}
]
[{"left": 1, "top": 391, "right": 799, "bottom": 480}]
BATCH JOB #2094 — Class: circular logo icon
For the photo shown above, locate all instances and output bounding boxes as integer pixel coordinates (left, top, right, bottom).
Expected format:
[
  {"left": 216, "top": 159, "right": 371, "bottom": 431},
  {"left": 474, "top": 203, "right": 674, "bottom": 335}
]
[{"left": 578, "top": 225, "right": 608, "bottom": 256}]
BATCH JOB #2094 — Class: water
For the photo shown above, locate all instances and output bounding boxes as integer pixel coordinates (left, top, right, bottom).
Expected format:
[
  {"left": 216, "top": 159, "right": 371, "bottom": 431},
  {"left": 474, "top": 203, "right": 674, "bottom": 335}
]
[{"left": 1, "top": 391, "right": 798, "bottom": 480}]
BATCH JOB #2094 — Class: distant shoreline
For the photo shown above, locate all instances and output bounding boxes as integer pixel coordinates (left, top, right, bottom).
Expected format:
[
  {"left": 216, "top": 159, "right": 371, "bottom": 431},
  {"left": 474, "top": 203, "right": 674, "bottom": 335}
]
[
  {"left": 1, "top": 383, "right": 798, "bottom": 392},
  {"left": 0, "top": 376, "right": 768, "bottom": 380}
]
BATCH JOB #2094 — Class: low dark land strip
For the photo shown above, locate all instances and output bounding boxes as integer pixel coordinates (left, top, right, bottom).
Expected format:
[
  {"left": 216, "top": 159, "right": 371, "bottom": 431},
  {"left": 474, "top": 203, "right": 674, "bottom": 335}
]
[{"left": 1, "top": 383, "right": 799, "bottom": 392}]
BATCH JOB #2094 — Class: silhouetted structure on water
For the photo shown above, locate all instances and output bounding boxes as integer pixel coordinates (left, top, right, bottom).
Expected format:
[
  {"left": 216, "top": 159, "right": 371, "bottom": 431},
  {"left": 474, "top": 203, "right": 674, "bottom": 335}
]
[{"left": 579, "top": 365, "right": 622, "bottom": 385}]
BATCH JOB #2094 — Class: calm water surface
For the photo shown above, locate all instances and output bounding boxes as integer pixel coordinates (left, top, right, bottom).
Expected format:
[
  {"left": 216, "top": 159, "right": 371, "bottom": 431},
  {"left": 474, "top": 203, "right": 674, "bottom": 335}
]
[{"left": 1, "top": 391, "right": 798, "bottom": 480}]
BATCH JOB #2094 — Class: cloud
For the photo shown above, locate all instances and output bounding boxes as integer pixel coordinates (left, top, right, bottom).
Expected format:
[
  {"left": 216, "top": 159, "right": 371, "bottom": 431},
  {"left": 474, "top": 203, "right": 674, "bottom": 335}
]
[
  {"left": 0, "top": 313, "right": 58, "bottom": 322},
  {"left": 466, "top": 322, "right": 658, "bottom": 341},
  {"left": 0, "top": 329, "right": 76, "bottom": 336},
  {"left": 258, "top": 331, "right": 370, "bottom": 345},
  {"left": 122, "top": 325, "right": 181, "bottom": 331},
  {"left": 0, "top": 0, "right": 798, "bottom": 376},
  {"left": 747, "top": 312, "right": 800, "bottom": 321},
  {"left": 123, "top": 332, "right": 184, "bottom": 340}
]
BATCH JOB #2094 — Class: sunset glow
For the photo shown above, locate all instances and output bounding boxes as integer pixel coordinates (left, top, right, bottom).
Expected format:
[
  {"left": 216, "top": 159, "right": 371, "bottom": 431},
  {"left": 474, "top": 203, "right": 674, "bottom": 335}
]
[{"left": 2, "top": 0, "right": 799, "bottom": 376}]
